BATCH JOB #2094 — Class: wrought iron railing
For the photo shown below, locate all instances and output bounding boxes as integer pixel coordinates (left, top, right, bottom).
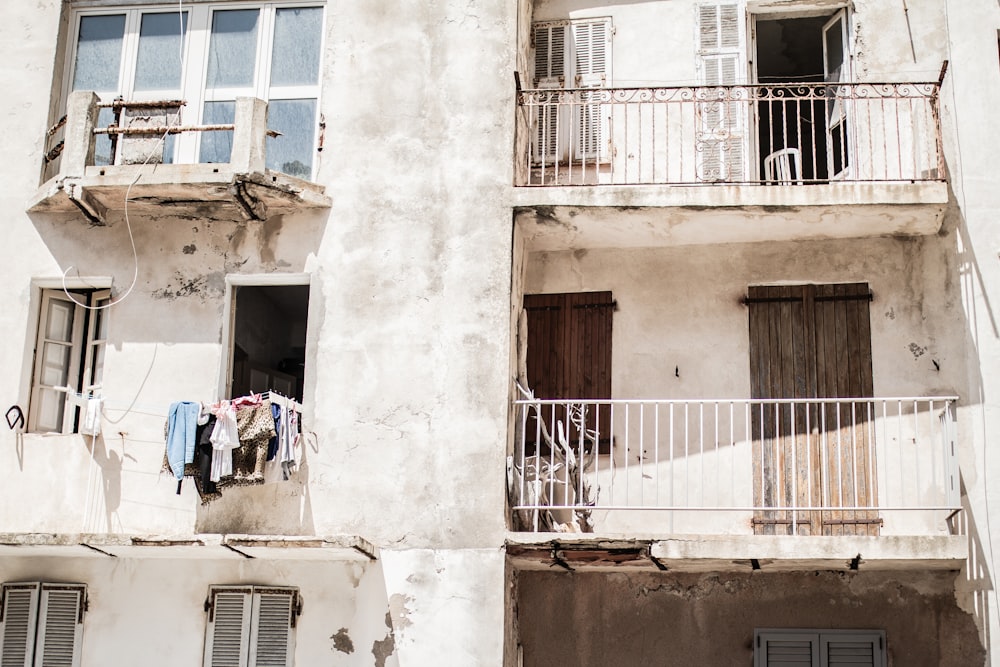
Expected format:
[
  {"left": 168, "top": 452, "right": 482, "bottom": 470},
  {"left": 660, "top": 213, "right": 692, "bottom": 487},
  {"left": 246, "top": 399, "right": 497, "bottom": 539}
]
[
  {"left": 515, "top": 81, "right": 944, "bottom": 187},
  {"left": 509, "top": 397, "right": 960, "bottom": 535}
]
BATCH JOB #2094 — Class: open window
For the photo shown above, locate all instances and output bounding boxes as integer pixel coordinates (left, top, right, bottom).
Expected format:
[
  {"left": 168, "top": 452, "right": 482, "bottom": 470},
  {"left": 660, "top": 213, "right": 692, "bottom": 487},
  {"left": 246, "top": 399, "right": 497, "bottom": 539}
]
[
  {"left": 59, "top": 4, "right": 323, "bottom": 179},
  {"left": 0, "top": 582, "right": 87, "bottom": 667},
  {"left": 751, "top": 8, "right": 852, "bottom": 182},
  {"left": 228, "top": 284, "right": 308, "bottom": 402},
  {"left": 28, "top": 289, "right": 110, "bottom": 434},
  {"left": 204, "top": 586, "right": 299, "bottom": 667}
]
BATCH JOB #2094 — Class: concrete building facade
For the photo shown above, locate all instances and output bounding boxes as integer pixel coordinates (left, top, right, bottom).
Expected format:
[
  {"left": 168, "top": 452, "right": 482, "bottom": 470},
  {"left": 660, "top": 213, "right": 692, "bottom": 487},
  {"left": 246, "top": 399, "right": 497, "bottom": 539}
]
[{"left": 0, "top": 0, "right": 999, "bottom": 665}]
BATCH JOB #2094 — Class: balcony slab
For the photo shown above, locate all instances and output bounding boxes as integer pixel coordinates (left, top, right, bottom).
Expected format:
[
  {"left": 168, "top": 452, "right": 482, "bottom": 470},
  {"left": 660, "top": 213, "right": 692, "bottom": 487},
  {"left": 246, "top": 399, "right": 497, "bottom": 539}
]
[
  {"left": 0, "top": 533, "right": 374, "bottom": 561},
  {"left": 28, "top": 165, "right": 331, "bottom": 225},
  {"left": 506, "top": 532, "right": 966, "bottom": 572},
  {"left": 514, "top": 181, "right": 948, "bottom": 251}
]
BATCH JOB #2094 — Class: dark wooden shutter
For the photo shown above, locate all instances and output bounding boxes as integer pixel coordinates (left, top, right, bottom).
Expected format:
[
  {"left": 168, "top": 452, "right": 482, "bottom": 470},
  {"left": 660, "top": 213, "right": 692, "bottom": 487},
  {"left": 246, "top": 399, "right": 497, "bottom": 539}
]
[
  {"left": 524, "top": 292, "right": 613, "bottom": 453},
  {"left": 747, "top": 283, "right": 877, "bottom": 536}
]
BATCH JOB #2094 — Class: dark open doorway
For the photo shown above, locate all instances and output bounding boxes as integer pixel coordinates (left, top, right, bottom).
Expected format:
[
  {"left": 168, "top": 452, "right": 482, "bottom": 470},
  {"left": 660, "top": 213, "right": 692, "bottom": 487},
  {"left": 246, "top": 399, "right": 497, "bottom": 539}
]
[{"left": 230, "top": 284, "right": 308, "bottom": 401}]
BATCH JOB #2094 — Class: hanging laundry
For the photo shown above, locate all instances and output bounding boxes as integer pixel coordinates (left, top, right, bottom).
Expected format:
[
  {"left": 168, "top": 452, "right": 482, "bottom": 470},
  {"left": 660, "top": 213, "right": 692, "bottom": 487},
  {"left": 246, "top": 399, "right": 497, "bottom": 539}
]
[
  {"left": 209, "top": 401, "right": 240, "bottom": 483},
  {"left": 166, "top": 402, "right": 202, "bottom": 483},
  {"left": 219, "top": 399, "right": 275, "bottom": 487}
]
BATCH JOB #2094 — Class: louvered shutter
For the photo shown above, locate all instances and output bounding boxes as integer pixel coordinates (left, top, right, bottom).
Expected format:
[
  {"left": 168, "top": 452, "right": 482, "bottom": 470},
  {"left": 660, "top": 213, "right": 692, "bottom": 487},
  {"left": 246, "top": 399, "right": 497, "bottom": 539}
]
[
  {"left": 821, "top": 632, "right": 883, "bottom": 667},
  {"left": 755, "top": 630, "right": 885, "bottom": 667},
  {"left": 532, "top": 22, "right": 567, "bottom": 162},
  {"left": 572, "top": 19, "right": 611, "bottom": 160},
  {"left": 204, "top": 588, "right": 252, "bottom": 667},
  {"left": 34, "top": 585, "right": 85, "bottom": 667},
  {"left": 0, "top": 583, "right": 40, "bottom": 667},
  {"left": 697, "top": 3, "right": 746, "bottom": 182},
  {"left": 248, "top": 590, "right": 295, "bottom": 667}
]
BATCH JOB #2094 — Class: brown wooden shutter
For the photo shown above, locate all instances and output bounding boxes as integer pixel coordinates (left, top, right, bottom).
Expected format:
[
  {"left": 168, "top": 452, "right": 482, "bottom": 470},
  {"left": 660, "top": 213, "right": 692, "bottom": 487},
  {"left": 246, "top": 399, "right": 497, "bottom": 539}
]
[
  {"left": 747, "top": 283, "right": 877, "bottom": 536},
  {"left": 524, "top": 292, "right": 614, "bottom": 453}
]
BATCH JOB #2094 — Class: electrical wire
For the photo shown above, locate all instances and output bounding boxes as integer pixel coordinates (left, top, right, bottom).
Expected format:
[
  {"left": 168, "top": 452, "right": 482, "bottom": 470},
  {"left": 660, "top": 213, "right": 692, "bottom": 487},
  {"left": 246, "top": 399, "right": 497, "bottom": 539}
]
[{"left": 62, "top": 0, "right": 187, "bottom": 312}]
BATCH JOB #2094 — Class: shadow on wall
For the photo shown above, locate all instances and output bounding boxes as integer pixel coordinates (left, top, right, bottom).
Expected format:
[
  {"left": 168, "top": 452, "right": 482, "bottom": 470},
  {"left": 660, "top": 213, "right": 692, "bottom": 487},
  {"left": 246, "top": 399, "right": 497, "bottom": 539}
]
[{"left": 193, "top": 444, "right": 317, "bottom": 536}]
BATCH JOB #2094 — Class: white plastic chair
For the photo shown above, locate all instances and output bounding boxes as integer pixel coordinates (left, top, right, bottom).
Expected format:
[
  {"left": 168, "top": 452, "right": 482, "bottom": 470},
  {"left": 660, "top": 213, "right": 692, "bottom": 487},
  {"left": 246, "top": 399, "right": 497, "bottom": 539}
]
[{"left": 763, "top": 147, "right": 803, "bottom": 185}]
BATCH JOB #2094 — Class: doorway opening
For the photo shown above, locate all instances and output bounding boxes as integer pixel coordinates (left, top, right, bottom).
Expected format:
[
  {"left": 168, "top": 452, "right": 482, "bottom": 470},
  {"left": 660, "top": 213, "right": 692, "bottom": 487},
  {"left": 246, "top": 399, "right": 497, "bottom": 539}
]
[{"left": 753, "top": 11, "right": 849, "bottom": 182}]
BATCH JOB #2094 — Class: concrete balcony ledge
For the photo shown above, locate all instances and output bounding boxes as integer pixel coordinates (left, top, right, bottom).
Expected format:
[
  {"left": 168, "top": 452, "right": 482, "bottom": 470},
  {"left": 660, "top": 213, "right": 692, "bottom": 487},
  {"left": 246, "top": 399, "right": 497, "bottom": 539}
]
[
  {"left": 28, "top": 92, "right": 330, "bottom": 225},
  {"left": 506, "top": 532, "right": 967, "bottom": 573},
  {"left": 513, "top": 181, "right": 949, "bottom": 251},
  {"left": 0, "top": 532, "right": 375, "bottom": 561}
]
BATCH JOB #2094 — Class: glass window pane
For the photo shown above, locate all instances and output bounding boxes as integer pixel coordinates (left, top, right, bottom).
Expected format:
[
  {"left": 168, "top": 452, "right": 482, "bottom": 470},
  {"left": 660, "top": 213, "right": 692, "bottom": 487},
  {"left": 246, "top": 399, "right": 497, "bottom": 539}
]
[
  {"left": 206, "top": 9, "right": 259, "bottom": 89},
  {"left": 94, "top": 106, "right": 116, "bottom": 166},
  {"left": 267, "top": 99, "right": 317, "bottom": 179},
  {"left": 40, "top": 342, "right": 72, "bottom": 387},
  {"left": 270, "top": 7, "right": 322, "bottom": 86},
  {"left": 73, "top": 14, "right": 125, "bottom": 91},
  {"left": 44, "top": 300, "right": 75, "bottom": 343},
  {"left": 90, "top": 343, "right": 105, "bottom": 387},
  {"left": 134, "top": 12, "right": 188, "bottom": 91},
  {"left": 199, "top": 101, "right": 236, "bottom": 164},
  {"left": 36, "top": 388, "right": 65, "bottom": 433}
]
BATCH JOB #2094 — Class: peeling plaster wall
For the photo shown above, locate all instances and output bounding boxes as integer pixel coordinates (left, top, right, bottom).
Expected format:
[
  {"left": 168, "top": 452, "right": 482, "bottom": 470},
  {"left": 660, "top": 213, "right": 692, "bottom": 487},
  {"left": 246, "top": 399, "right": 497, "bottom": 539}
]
[
  {"left": 516, "top": 569, "right": 985, "bottom": 666},
  {"left": 530, "top": 0, "right": 948, "bottom": 87},
  {"left": 0, "top": 554, "right": 394, "bottom": 667}
]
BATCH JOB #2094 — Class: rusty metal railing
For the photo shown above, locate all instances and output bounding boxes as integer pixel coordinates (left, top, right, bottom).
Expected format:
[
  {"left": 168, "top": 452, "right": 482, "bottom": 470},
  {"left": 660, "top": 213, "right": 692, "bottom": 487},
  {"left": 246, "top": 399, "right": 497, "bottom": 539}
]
[{"left": 515, "top": 81, "right": 944, "bottom": 187}]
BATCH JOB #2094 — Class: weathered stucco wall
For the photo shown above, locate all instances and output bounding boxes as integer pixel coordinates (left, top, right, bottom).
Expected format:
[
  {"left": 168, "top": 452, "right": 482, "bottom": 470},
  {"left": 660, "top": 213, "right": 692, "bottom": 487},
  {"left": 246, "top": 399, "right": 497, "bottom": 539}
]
[{"left": 517, "top": 569, "right": 984, "bottom": 666}]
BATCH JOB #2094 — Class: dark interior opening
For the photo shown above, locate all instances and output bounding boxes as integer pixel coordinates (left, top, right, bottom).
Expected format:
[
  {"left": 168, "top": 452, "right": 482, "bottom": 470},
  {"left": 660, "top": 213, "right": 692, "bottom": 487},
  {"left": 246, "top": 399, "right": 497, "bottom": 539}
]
[
  {"left": 754, "top": 16, "right": 832, "bottom": 182},
  {"left": 230, "top": 284, "right": 308, "bottom": 401}
]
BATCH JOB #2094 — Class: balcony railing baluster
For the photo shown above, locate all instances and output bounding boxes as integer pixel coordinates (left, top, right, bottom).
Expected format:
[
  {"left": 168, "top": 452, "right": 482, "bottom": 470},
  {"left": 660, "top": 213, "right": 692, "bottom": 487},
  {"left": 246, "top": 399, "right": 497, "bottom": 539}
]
[{"left": 516, "top": 81, "right": 943, "bottom": 187}]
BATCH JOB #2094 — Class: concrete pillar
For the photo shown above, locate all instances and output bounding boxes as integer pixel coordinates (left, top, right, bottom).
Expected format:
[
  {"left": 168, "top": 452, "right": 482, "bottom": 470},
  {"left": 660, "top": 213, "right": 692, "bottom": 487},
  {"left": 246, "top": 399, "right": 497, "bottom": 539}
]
[
  {"left": 231, "top": 97, "right": 268, "bottom": 174},
  {"left": 61, "top": 91, "right": 99, "bottom": 178}
]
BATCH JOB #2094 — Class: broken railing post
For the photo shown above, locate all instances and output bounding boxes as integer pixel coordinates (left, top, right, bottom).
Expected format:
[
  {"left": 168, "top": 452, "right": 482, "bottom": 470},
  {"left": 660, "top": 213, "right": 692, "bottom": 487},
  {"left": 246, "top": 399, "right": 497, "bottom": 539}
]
[
  {"left": 62, "top": 91, "right": 99, "bottom": 178},
  {"left": 231, "top": 97, "right": 268, "bottom": 174}
]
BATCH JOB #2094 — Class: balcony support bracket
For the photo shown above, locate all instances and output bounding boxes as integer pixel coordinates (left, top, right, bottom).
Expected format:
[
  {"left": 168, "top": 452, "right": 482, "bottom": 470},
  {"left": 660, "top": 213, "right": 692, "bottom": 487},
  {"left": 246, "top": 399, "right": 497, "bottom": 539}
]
[{"left": 64, "top": 179, "right": 106, "bottom": 226}]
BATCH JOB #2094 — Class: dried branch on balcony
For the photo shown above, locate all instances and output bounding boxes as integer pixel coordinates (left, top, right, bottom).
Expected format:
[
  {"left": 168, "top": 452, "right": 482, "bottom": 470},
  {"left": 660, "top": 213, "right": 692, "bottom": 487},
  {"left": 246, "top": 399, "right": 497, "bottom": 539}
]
[{"left": 509, "top": 379, "right": 598, "bottom": 533}]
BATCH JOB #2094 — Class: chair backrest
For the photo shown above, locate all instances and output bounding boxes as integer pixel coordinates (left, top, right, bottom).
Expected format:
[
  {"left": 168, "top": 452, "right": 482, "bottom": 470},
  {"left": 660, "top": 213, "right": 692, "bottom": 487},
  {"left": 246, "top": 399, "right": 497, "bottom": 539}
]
[{"left": 763, "top": 147, "right": 802, "bottom": 184}]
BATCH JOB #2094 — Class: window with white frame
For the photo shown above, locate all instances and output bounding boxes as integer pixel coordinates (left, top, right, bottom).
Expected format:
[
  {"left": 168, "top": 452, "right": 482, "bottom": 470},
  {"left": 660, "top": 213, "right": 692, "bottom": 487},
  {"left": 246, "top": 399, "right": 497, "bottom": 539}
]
[
  {"left": 65, "top": 3, "right": 324, "bottom": 179},
  {"left": 204, "top": 586, "right": 300, "bottom": 667},
  {"left": 531, "top": 18, "right": 611, "bottom": 163},
  {"left": 0, "top": 582, "right": 87, "bottom": 667},
  {"left": 754, "top": 629, "right": 886, "bottom": 667},
  {"left": 28, "top": 289, "right": 110, "bottom": 434}
]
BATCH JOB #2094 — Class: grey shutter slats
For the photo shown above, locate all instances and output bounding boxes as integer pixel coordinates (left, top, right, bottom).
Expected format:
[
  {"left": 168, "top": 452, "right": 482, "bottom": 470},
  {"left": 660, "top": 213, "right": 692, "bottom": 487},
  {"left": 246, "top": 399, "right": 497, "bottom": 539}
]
[
  {"left": 822, "top": 633, "right": 883, "bottom": 666},
  {"left": 533, "top": 23, "right": 567, "bottom": 162},
  {"left": 756, "top": 630, "right": 884, "bottom": 667},
  {"left": 35, "top": 585, "right": 84, "bottom": 667},
  {"left": 206, "top": 589, "right": 252, "bottom": 667},
  {"left": 250, "top": 591, "right": 295, "bottom": 667},
  {"left": 205, "top": 586, "right": 297, "bottom": 667},
  {"left": 572, "top": 19, "right": 610, "bottom": 160},
  {"left": 1, "top": 583, "right": 85, "bottom": 667},
  {"left": 0, "top": 584, "right": 39, "bottom": 667}
]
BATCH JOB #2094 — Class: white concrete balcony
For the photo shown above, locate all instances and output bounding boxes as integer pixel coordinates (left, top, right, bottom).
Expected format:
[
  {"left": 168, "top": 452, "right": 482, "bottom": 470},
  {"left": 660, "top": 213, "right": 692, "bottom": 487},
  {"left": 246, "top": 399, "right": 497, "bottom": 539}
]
[
  {"left": 513, "top": 81, "right": 949, "bottom": 249},
  {"left": 28, "top": 91, "right": 330, "bottom": 224},
  {"left": 508, "top": 396, "right": 965, "bottom": 570},
  {"left": 510, "top": 397, "right": 960, "bottom": 533}
]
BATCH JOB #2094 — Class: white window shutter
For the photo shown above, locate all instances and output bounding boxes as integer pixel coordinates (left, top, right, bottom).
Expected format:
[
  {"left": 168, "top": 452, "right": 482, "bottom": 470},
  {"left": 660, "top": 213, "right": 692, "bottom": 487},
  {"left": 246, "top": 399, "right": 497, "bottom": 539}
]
[
  {"left": 248, "top": 589, "right": 296, "bottom": 667},
  {"left": 204, "top": 588, "right": 252, "bottom": 667},
  {"left": 572, "top": 19, "right": 611, "bottom": 161},
  {"left": 532, "top": 23, "right": 567, "bottom": 162},
  {"left": 696, "top": 3, "right": 746, "bottom": 182},
  {"left": 34, "top": 584, "right": 85, "bottom": 667},
  {"left": 0, "top": 583, "right": 40, "bottom": 667}
]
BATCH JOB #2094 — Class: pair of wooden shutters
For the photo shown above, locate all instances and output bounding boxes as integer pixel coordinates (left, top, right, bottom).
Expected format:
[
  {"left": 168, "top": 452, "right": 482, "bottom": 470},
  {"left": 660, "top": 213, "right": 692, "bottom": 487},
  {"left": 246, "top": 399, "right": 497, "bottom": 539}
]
[
  {"left": 524, "top": 292, "right": 613, "bottom": 453},
  {"left": 747, "top": 283, "right": 878, "bottom": 536},
  {"left": 204, "top": 587, "right": 297, "bottom": 667},
  {"left": 755, "top": 629, "right": 886, "bottom": 667},
  {"left": 0, "top": 582, "right": 86, "bottom": 667},
  {"left": 532, "top": 19, "right": 610, "bottom": 163}
]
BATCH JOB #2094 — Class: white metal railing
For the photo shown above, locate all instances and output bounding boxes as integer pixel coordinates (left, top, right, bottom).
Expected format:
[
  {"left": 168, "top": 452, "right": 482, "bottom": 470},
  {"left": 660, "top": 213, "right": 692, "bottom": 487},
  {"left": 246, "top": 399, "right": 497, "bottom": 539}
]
[
  {"left": 515, "top": 81, "right": 944, "bottom": 187},
  {"left": 509, "top": 397, "right": 960, "bottom": 535}
]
